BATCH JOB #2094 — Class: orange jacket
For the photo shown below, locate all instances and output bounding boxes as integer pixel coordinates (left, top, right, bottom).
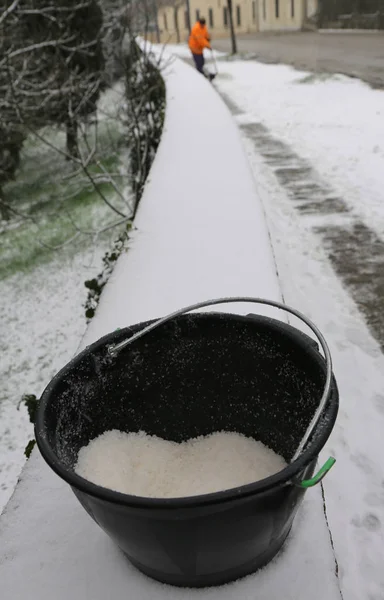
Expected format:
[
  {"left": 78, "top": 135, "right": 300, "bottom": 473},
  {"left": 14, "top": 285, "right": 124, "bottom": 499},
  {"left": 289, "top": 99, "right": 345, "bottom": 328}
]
[{"left": 188, "top": 22, "right": 211, "bottom": 55}]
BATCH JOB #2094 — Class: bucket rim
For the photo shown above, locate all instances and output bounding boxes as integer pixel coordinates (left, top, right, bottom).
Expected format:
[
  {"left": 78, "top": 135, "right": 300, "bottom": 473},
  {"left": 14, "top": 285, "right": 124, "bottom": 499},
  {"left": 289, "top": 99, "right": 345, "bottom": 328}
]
[{"left": 35, "top": 312, "right": 339, "bottom": 510}]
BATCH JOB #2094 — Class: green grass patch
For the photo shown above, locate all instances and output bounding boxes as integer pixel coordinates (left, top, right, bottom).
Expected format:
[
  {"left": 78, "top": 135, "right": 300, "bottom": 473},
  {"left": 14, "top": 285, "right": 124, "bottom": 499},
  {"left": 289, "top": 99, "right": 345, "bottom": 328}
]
[{"left": 0, "top": 122, "right": 130, "bottom": 280}]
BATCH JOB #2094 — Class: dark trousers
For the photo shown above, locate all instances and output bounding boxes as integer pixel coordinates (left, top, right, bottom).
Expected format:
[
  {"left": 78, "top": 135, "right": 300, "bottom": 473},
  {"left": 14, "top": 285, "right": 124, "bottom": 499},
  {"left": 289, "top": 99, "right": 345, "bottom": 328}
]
[{"left": 192, "top": 53, "right": 205, "bottom": 74}]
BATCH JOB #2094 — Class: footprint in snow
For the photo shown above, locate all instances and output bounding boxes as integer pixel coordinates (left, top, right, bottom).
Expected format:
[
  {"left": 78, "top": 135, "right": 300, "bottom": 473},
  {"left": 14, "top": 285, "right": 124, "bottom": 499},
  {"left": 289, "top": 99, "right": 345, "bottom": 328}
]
[
  {"left": 373, "top": 393, "right": 384, "bottom": 415},
  {"left": 351, "top": 452, "right": 374, "bottom": 475},
  {"left": 352, "top": 513, "right": 381, "bottom": 532}
]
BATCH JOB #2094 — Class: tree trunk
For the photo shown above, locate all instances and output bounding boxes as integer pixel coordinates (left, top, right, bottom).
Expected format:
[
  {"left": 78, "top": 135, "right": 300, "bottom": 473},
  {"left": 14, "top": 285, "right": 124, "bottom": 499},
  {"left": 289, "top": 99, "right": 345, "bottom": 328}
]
[
  {"left": 66, "top": 118, "right": 79, "bottom": 160},
  {"left": 0, "top": 188, "right": 10, "bottom": 221},
  {"left": 152, "top": 0, "right": 160, "bottom": 42},
  {"left": 186, "top": 0, "right": 192, "bottom": 33},
  {"left": 227, "top": 0, "right": 237, "bottom": 55},
  {"left": 174, "top": 6, "right": 180, "bottom": 43}
]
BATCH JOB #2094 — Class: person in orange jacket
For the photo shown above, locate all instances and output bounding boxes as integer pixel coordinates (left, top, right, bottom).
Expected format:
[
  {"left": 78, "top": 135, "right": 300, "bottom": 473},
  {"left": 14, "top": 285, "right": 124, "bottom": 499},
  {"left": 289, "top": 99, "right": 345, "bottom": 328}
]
[{"left": 188, "top": 17, "right": 211, "bottom": 76}]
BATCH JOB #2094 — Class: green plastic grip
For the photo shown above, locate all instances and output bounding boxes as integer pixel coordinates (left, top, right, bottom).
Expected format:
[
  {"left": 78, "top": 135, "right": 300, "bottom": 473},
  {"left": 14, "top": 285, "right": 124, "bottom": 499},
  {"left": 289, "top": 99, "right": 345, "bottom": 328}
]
[{"left": 296, "top": 457, "right": 336, "bottom": 488}]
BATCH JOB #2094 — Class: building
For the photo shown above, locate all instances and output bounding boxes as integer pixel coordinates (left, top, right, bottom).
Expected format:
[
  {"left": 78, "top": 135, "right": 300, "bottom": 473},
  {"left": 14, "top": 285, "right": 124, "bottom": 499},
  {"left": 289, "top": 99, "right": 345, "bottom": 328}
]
[{"left": 156, "top": 0, "right": 318, "bottom": 43}]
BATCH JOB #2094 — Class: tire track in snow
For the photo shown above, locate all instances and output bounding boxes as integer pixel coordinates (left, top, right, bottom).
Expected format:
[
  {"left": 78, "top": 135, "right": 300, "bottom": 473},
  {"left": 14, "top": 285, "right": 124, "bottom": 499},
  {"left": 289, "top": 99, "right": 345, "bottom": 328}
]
[{"left": 221, "top": 96, "right": 384, "bottom": 356}]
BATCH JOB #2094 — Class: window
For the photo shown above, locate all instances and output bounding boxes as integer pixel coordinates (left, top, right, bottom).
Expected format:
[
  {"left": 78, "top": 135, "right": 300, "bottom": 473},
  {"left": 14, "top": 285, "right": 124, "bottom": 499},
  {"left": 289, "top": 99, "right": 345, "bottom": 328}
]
[
  {"left": 236, "top": 5, "right": 241, "bottom": 26},
  {"left": 275, "top": 0, "right": 279, "bottom": 18},
  {"left": 163, "top": 13, "right": 168, "bottom": 30},
  {"left": 209, "top": 8, "right": 214, "bottom": 28},
  {"left": 252, "top": 1, "right": 256, "bottom": 22},
  {"left": 291, "top": 0, "right": 295, "bottom": 17},
  {"left": 185, "top": 10, "right": 189, "bottom": 28},
  {"left": 263, "top": 0, "right": 266, "bottom": 20},
  {"left": 196, "top": 9, "right": 200, "bottom": 21},
  {"left": 174, "top": 7, "right": 179, "bottom": 29},
  {"left": 223, "top": 6, "right": 228, "bottom": 26}
]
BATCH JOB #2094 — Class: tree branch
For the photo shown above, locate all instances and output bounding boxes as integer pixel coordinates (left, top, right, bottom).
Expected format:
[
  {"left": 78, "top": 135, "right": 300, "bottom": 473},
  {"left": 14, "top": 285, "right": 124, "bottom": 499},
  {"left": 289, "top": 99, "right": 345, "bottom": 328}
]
[{"left": 0, "top": 0, "right": 20, "bottom": 26}]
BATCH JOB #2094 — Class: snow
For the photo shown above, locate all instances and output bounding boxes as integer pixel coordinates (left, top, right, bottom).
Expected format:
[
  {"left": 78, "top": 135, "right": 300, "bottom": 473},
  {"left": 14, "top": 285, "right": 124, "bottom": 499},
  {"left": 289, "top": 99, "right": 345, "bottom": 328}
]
[
  {"left": 214, "top": 60, "right": 384, "bottom": 240},
  {"left": 0, "top": 450, "right": 338, "bottom": 600},
  {"left": 83, "top": 49, "right": 282, "bottom": 337},
  {"left": 75, "top": 431, "right": 286, "bottom": 498},
  {"left": 241, "top": 131, "right": 384, "bottom": 600},
  {"left": 209, "top": 58, "right": 384, "bottom": 600},
  {"left": 0, "top": 54, "right": 340, "bottom": 599},
  {"left": 0, "top": 81, "right": 130, "bottom": 513},
  {"left": 0, "top": 248, "right": 108, "bottom": 512}
]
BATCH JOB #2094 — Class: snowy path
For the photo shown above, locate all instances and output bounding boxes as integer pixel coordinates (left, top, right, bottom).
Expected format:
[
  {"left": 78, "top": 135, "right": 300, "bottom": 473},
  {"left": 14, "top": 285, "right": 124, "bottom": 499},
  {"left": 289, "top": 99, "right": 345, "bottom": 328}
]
[
  {"left": 0, "top": 54, "right": 341, "bottom": 600},
  {"left": 212, "top": 60, "right": 384, "bottom": 600},
  {"left": 2, "top": 48, "right": 382, "bottom": 600}
]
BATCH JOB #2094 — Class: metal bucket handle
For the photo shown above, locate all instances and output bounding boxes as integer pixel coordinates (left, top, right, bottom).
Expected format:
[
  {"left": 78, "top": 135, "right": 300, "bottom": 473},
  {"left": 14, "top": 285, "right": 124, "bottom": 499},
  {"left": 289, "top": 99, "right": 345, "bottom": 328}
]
[{"left": 107, "top": 297, "right": 335, "bottom": 481}]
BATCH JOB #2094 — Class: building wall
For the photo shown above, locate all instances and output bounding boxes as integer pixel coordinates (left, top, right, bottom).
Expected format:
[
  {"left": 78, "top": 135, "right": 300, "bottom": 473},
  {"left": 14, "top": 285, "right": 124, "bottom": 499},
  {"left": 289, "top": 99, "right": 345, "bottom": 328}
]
[
  {"left": 160, "top": 4, "right": 185, "bottom": 43},
  {"left": 306, "top": 0, "right": 318, "bottom": 19},
  {"left": 156, "top": 1, "right": 316, "bottom": 43},
  {"left": 188, "top": 0, "right": 259, "bottom": 38},
  {"left": 258, "top": 0, "right": 305, "bottom": 32}
]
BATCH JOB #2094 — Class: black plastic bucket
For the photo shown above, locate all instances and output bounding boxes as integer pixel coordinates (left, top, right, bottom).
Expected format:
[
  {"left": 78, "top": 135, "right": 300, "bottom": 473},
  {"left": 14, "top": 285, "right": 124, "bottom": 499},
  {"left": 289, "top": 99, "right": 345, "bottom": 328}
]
[{"left": 35, "top": 298, "right": 339, "bottom": 588}]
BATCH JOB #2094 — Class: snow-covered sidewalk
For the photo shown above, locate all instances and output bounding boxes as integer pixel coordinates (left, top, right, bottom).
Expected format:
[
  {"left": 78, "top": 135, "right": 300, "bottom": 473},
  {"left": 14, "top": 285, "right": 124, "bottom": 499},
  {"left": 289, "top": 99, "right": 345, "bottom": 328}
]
[
  {"left": 164, "top": 43, "right": 384, "bottom": 600},
  {"left": 0, "top": 54, "right": 340, "bottom": 600},
  {"left": 216, "top": 60, "right": 384, "bottom": 238},
  {"left": 208, "top": 55, "right": 384, "bottom": 600}
]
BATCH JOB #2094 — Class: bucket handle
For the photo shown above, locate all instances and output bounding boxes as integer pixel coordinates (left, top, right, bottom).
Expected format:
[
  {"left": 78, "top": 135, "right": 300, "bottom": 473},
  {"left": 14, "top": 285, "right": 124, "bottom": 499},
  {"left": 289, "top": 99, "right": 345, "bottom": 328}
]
[{"left": 107, "top": 297, "right": 334, "bottom": 466}]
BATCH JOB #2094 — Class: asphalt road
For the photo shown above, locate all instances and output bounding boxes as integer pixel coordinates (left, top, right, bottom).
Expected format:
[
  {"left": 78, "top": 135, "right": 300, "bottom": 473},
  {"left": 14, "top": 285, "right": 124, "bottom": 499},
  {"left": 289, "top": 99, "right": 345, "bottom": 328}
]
[{"left": 213, "top": 32, "right": 384, "bottom": 88}]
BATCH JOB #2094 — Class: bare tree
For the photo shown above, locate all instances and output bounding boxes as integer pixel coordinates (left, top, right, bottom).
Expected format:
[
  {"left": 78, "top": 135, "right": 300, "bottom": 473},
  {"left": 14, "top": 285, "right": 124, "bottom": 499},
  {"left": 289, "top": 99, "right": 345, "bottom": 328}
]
[
  {"left": 0, "top": 0, "right": 166, "bottom": 241},
  {"left": 0, "top": 1, "right": 25, "bottom": 218},
  {"left": 0, "top": 1, "right": 112, "bottom": 218},
  {"left": 174, "top": 3, "right": 180, "bottom": 42},
  {"left": 185, "top": 0, "right": 191, "bottom": 31},
  {"left": 127, "top": 0, "right": 159, "bottom": 36},
  {"left": 2, "top": 2, "right": 105, "bottom": 141}
]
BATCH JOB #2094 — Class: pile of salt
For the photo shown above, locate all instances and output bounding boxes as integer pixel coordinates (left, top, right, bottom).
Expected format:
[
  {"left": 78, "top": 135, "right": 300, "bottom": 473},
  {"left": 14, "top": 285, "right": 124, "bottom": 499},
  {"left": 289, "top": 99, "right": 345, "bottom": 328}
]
[{"left": 75, "top": 430, "right": 286, "bottom": 498}]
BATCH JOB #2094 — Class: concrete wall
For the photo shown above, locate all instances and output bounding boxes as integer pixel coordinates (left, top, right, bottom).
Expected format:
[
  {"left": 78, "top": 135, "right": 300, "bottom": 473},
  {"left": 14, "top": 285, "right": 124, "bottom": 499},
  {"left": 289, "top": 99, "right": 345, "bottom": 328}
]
[{"left": 258, "top": 0, "right": 305, "bottom": 32}]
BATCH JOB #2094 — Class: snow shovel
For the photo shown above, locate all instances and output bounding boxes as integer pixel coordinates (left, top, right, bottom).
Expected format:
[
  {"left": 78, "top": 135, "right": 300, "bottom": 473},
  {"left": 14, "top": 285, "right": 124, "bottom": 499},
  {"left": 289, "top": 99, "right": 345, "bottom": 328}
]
[{"left": 208, "top": 48, "right": 218, "bottom": 82}]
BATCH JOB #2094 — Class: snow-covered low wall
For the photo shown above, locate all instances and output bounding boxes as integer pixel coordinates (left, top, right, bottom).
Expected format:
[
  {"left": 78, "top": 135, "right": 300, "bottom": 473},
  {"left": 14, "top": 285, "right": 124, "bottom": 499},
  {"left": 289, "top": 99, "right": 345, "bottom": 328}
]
[{"left": 0, "top": 55, "right": 340, "bottom": 600}]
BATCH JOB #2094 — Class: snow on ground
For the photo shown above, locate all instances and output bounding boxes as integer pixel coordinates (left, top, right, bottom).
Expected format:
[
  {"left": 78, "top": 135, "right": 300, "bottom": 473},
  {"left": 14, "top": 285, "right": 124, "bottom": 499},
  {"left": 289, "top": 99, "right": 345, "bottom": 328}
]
[
  {"left": 214, "top": 61, "right": 384, "bottom": 239},
  {"left": 200, "top": 58, "right": 384, "bottom": 600},
  {"left": 4, "top": 43, "right": 383, "bottom": 599},
  {"left": 0, "top": 243, "right": 114, "bottom": 513},
  {"left": 0, "top": 54, "right": 341, "bottom": 600},
  {"left": 0, "top": 81, "right": 130, "bottom": 513},
  {"left": 1, "top": 256, "right": 89, "bottom": 506},
  {"left": 169, "top": 40, "right": 384, "bottom": 237},
  {"left": 241, "top": 136, "right": 384, "bottom": 600}
]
